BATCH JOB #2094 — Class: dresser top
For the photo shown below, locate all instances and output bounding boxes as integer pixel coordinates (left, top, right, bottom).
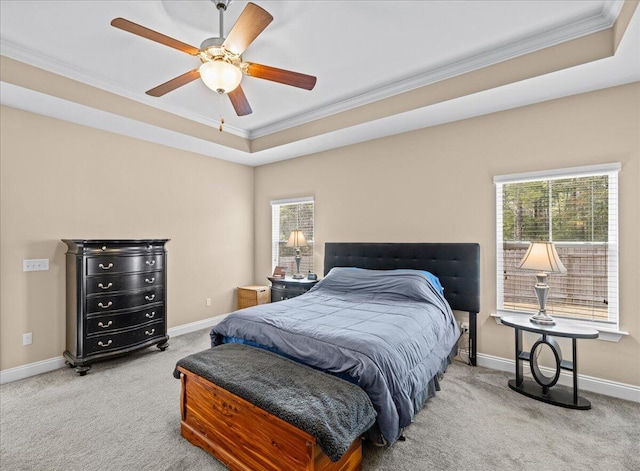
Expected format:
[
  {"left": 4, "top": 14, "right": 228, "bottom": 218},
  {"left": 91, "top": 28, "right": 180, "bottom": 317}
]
[{"left": 62, "top": 239, "right": 170, "bottom": 254}]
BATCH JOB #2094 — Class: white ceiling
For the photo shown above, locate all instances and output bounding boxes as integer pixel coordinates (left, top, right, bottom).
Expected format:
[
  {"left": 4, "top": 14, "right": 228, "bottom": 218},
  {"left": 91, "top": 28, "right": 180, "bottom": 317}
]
[{"left": 1, "top": 1, "right": 639, "bottom": 166}]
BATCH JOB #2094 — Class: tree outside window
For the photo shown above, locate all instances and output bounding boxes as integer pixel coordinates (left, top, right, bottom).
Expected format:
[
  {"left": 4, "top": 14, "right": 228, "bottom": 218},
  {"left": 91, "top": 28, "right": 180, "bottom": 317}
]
[{"left": 496, "top": 166, "right": 618, "bottom": 326}]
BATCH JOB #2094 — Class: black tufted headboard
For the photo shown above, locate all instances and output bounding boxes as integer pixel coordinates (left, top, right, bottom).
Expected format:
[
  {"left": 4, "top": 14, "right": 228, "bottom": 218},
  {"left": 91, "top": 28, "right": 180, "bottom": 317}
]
[{"left": 323, "top": 242, "right": 480, "bottom": 365}]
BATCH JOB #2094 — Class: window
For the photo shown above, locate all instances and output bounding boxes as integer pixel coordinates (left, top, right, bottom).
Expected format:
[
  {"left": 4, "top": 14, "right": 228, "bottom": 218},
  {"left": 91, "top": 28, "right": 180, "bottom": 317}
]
[
  {"left": 495, "top": 164, "right": 619, "bottom": 327},
  {"left": 271, "top": 197, "right": 314, "bottom": 276}
]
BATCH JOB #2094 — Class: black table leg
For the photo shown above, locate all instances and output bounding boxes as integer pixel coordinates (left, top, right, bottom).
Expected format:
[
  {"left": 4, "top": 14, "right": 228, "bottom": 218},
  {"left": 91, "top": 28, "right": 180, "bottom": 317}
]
[
  {"left": 572, "top": 338, "right": 578, "bottom": 405},
  {"left": 515, "top": 328, "right": 523, "bottom": 387}
]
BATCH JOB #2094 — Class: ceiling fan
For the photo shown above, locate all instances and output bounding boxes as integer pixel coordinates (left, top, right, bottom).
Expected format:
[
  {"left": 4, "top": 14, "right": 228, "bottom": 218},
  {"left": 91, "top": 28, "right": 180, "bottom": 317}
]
[{"left": 111, "top": 0, "right": 317, "bottom": 118}]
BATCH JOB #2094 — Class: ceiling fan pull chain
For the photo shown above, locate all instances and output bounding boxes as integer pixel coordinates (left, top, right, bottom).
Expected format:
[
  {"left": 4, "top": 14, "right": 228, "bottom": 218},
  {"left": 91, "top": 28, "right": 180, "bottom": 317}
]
[{"left": 218, "top": 92, "right": 225, "bottom": 132}]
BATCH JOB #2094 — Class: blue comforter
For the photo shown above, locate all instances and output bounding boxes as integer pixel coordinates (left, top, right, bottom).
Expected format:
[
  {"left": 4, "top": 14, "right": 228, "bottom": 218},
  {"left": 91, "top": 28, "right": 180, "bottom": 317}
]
[{"left": 210, "top": 267, "right": 460, "bottom": 445}]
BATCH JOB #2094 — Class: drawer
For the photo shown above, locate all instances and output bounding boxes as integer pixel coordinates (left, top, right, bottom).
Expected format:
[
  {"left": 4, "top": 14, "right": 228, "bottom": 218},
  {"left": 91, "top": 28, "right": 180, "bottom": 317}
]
[
  {"left": 86, "top": 306, "right": 165, "bottom": 335},
  {"left": 84, "top": 321, "right": 165, "bottom": 355},
  {"left": 87, "top": 255, "right": 164, "bottom": 275},
  {"left": 87, "top": 286, "right": 163, "bottom": 314},
  {"left": 271, "top": 286, "right": 308, "bottom": 301},
  {"left": 86, "top": 271, "right": 163, "bottom": 295},
  {"left": 80, "top": 241, "right": 165, "bottom": 255},
  {"left": 238, "top": 286, "right": 270, "bottom": 309}
]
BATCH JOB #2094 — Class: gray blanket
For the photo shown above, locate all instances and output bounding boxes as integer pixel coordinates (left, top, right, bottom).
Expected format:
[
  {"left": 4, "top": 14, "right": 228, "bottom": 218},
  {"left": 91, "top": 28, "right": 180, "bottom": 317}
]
[
  {"left": 174, "top": 343, "right": 376, "bottom": 462},
  {"left": 211, "top": 267, "right": 461, "bottom": 445}
]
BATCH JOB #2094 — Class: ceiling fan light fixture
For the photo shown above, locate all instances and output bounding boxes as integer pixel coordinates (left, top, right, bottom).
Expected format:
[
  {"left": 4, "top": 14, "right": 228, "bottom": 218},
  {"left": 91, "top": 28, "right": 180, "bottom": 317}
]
[{"left": 199, "top": 60, "right": 242, "bottom": 94}]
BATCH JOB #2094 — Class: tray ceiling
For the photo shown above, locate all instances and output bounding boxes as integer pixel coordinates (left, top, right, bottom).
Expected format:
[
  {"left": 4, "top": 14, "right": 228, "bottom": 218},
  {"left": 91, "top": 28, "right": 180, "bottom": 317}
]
[{"left": 1, "top": 1, "right": 638, "bottom": 165}]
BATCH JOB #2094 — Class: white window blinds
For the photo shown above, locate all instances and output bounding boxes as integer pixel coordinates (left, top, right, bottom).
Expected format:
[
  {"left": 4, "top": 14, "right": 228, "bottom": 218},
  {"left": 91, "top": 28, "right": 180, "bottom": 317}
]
[
  {"left": 495, "top": 164, "right": 619, "bottom": 326},
  {"left": 271, "top": 197, "right": 314, "bottom": 276}
]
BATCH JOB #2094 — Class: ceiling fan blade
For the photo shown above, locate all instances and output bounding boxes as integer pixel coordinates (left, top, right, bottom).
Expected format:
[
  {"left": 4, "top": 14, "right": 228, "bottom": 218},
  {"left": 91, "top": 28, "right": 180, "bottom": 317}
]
[
  {"left": 222, "top": 2, "right": 273, "bottom": 55},
  {"left": 146, "top": 69, "right": 201, "bottom": 97},
  {"left": 228, "top": 85, "right": 253, "bottom": 116},
  {"left": 111, "top": 18, "right": 200, "bottom": 56},
  {"left": 243, "top": 63, "right": 317, "bottom": 90}
]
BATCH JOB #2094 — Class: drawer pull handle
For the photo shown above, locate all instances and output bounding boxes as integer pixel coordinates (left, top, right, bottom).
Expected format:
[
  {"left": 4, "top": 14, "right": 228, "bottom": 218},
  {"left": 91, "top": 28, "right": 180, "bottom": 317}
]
[
  {"left": 98, "top": 301, "right": 113, "bottom": 309},
  {"left": 145, "top": 294, "right": 155, "bottom": 301},
  {"left": 98, "top": 340, "right": 112, "bottom": 347},
  {"left": 144, "top": 278, "right": 155, "bottom": 284},
  {"left": 98, "top": 282, "right": 113, "bottom": 290},
  {"left": 98, "top": 321, "right": 113, "bottom": 328},
  {"left": 145, "top": 329, "right": 155, "bottom": 336},
  {"left": 145, "top": 260, "right": 156, "bottom": 266},
  {"left": 145, "top": 312, "right": 156, "bottom": 319},
  {"left": 99, "top": 263, "right": 114, "bottom": 270}
]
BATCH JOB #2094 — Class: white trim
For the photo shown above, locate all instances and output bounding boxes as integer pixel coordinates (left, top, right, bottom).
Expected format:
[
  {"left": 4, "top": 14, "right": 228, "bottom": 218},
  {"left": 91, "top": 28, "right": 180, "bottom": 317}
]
[
  {"left": 0, "top": 39, "right": 247, "bottom": 137},
  {"left": 0, "top": 2, "right": 623, "bottom": 140},
  {"left": 495, "top": 165, "right": 620, "bottom": 327},
  {"left": 0, "top": 356, "right": 67, "bottom": 385},
  {"left": 0, "top": 314, "right": 229, "bottom": 384},
  {"left": 493, "top": 162, "right": 621, "bottom": 184},
  {"left": 270, "top": 196, "right": 314, "bottom": 206},
  {"left": 0, "top": 82, "right": 252, "bottom": 165},
  {"left": 2, "top": 316, "right": 637, "bottom": 403},
  {"left": 166, "top": 314, "right": 228, "bottom": 337},
  {"left": 491, "top": 311, "right": 629, "bottom": 342},
  {"left": 476, "top": 352, "right": 640, "bottom": 403},
  {"left": 249, "top": 1, "right": 624, "bottom": 139}
]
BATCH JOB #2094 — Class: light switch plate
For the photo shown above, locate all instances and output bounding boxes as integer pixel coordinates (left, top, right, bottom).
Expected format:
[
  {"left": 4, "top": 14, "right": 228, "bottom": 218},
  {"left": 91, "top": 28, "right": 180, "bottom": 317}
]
[{"left": 23, "top": 259, "right": 49, "bottom": 272}]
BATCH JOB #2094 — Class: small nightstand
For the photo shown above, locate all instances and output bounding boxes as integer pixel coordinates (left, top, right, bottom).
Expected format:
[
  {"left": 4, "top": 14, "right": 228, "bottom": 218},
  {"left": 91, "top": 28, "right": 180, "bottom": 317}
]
[
  {"left": 501, "top": 315, "right": 599, "bottom": 409},
  {"left": 268, "top": 276, "right": 318, "bottom": 302},
  {"left": 237, "top": 285, "right": 270, "bottom": 309}
]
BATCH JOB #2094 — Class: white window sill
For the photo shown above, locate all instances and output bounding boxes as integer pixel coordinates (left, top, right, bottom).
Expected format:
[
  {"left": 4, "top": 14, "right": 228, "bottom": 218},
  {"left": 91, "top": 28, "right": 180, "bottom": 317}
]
[{"left": 491, "top": 311, "right": 629, "bottom": 342}]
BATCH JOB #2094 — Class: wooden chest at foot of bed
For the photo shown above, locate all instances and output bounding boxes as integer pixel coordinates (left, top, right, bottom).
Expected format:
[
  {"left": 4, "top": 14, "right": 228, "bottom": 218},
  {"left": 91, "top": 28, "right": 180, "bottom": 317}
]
[{"left": 177, "top": 367, "right": 363, "bottom": 471}]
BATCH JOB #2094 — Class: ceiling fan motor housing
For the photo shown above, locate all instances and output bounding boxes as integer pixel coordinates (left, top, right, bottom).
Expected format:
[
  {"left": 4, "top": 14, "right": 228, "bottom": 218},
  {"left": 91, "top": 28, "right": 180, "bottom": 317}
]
[
  {"left": 199, "top": 37, "right": 242, "bottom": 69},
  {"left": 212, "top": 0, "right": 231, "bottom": 11}
]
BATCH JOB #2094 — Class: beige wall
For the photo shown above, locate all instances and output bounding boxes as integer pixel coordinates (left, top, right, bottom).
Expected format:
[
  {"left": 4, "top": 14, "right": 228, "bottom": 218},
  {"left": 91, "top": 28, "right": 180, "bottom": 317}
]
[
  {"left": 2, "top": 83, "right": 638, "bottom": 386},
  {"left": 0, "top": 106, "right": 255, "bottom": 371},
  {"left": 254, "top": 83, "right": 640, "bottom": 387}
]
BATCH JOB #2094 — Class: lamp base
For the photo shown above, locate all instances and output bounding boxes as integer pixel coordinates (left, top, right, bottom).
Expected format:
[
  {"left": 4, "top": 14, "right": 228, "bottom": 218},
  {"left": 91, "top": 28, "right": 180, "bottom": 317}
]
[
  {"left": 292, "top": 251, "right": 304, "bottom": 279},
  {"left": 530, "top": 312, "right": 556, "bottom": 325},
  {"left": 531, "top": 276, "right": 555, "bottom": 325}
]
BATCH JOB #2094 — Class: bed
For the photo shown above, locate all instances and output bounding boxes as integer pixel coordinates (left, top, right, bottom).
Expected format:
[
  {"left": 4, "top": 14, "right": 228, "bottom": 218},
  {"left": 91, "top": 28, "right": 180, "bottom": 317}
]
[{"left": 210, "top": 242, "right": 480, "bottom": 446}]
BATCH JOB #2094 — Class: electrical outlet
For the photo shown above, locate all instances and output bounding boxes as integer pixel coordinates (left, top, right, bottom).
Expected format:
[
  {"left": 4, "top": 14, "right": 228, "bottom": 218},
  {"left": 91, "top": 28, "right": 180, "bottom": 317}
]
[
  {"left": 206, "top": 298, "right": 212, "bottom": 307},
  {"left": 23, "top": 259, "right": 49, "bottom": 272},
  {"left": 460, "top": 322, "right": 470, "bottom": 334},
  {"left": 23, "top": 332, "right": 33, "bottom": 345}
]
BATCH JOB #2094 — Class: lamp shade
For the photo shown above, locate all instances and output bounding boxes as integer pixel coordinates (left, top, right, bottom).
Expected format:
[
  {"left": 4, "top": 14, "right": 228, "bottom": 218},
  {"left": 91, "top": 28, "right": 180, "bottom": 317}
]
[
  {"left": 286, "top": 230, "right": 307, "bottom": 248},
  {"left": 199, "top": 60, "right": 242, "bottom": 94},
  {"left": 518, "top": 241, "right": 567, "bottom": 274}
]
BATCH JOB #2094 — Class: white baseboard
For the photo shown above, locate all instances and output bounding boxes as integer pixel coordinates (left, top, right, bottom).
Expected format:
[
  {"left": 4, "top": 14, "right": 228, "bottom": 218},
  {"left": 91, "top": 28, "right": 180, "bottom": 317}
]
[
  {"left": 0, "top": 314, "right": 228, "bottom": 385},
  {"left": 166, "top": 313, "right": 228, "bottom": 337},
  {"left": 475, "top": 352, "right": 640, "bottom": 403},
  {"left": 3, "top": 322, "right": 639, "bottom": 404},
  {"left": 0, "top": 356, "right": 68, "bottom": 384}
]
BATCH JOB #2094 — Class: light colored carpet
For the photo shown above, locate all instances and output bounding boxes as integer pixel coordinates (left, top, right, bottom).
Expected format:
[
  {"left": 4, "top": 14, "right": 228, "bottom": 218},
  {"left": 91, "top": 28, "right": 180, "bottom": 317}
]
[{"left": 1, "top": 329, "right": 638, "bottom": 471}]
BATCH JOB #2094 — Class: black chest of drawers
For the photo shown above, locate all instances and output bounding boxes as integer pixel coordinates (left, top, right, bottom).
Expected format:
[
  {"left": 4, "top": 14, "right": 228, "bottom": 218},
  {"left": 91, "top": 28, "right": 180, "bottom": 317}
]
[{"left": 62, "top": 239, "right": 170, "bottom": 375}]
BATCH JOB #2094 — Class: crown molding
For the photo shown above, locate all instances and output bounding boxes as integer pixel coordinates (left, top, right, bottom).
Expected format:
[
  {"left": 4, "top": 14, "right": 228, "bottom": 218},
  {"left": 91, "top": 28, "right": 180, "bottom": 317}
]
[
  {"left": 0, "top": 1, "right": 624, "bottom": 141},
  {"left": 0, "top": 39, "right": 249, "bottom": 138},
  {"left": 0, "top": 81, "right": 252, "bottom": 164},
  {"left": 248, "top": 0, "right": 625, "bottom": 139}
]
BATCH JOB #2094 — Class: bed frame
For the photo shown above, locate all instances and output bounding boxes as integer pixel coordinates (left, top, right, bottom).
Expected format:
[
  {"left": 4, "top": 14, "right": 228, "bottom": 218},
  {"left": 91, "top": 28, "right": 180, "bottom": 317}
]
[
  {"left": 324, "top": 242, "right": 480, "bottom": 365},
  {"left": 177, "top": 242, "right": 480, "bottom": 470}
]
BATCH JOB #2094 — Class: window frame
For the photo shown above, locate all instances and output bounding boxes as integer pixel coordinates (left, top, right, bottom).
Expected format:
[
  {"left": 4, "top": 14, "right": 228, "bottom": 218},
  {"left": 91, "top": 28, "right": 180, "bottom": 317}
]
[
  {"left": 270, "top": 196, "right": 315, "bottom": 276},
  {"left": 494, "top": 163, "right": 624, "bottom": 339}
]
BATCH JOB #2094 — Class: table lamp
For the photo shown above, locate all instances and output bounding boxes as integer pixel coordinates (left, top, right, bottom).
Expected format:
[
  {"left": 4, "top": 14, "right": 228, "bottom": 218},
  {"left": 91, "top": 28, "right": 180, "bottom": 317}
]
[
  {"left": 286, "top": 230, "right": 307, "bottom": 279},
  {"left": 517, "top": 241, "right": 567, "bottom": 325}
]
